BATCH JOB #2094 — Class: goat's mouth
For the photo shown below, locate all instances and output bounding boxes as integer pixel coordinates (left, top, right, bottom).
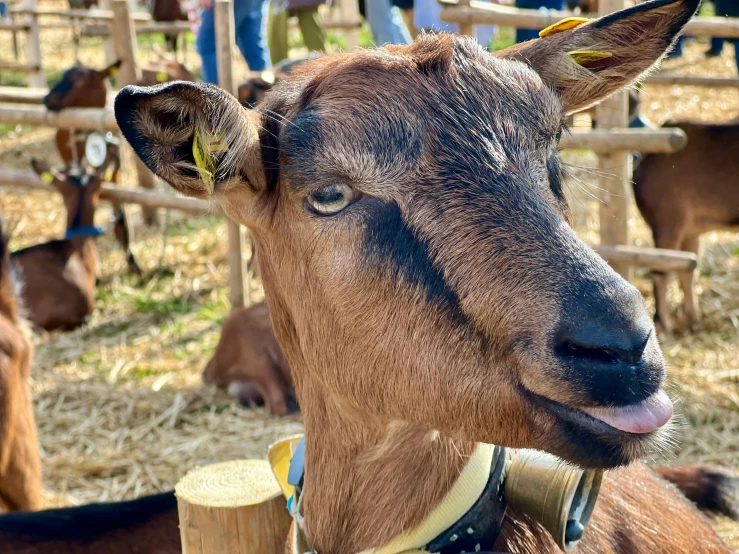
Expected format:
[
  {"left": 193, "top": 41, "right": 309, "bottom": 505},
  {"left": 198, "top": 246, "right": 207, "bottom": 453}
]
[{"left": 522, "top": 386, "right": 674, "bottom": 467}]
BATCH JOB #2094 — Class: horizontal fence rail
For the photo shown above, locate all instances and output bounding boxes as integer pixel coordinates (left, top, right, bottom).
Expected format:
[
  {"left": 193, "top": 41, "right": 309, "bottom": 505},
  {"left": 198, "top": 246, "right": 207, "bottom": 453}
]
[
  {"left": 0, "top": 104, "right": 689, "bottom": 153},
  {"left": 644, "top": 74, "right": 739, "bottom": 88},
  {"left": 0, "top": 168, "right": 214, "bottom": 214},
  {"left": 0, "top": 175, "right": 695, "bottom": 272},
  {"left": 438, "top": 0, "right": 739, "bottom": 38}
]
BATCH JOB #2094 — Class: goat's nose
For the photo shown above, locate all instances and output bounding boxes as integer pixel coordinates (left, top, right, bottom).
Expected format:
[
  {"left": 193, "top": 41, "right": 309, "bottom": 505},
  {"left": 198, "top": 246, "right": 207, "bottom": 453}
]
[
  {"left": 554, "top": 279, "right": 662, "bottom": 406},
  {"left": 556, "top": 321, "right": 650, "bottom": 367}
]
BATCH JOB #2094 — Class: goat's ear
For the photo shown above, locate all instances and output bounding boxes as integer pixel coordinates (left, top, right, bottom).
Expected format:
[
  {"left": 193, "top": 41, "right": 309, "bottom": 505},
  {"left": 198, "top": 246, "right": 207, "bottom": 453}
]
[
  {"left": 93, "top": 147, "right": 120, "bottom": 184},
  {"left": 87, "top": 146, "right": 120, "bottom": 190},
  {"left": 30, "top": 159, "right": 64, "bottom": 185},
  {"left": 102, "top": 60, "right": 123, "bottom": 78},
  {"left": 114, "top": 81, "right": 264, "bottom": 200},
  {"left": 496, "top": 0, "right": 699, "bottom": 113}
]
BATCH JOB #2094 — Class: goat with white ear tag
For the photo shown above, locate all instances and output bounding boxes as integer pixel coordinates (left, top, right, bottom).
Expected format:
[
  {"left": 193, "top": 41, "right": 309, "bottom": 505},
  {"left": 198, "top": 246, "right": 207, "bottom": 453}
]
[
  {"left": 10, "top": 154, "right": 115, "bottom": 331},
  {"left": 115, "top": 0, "right": 737, "bottom": 552}
]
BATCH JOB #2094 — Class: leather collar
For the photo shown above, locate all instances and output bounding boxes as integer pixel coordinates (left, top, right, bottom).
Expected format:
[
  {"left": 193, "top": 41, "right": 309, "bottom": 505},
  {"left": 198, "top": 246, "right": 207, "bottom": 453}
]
[
  {"left": 285, "top": 437, "right": 509, "bottom": 554},
  {"left": 421, "top": 445, "right": 507, "bottom": 553},
  {"left": 65, "top": 225, "right": 104, "bottom": 239}
]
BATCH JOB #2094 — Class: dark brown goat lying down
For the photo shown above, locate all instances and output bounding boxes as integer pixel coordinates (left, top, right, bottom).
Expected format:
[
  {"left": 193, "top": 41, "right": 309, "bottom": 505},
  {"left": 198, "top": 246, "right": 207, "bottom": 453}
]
[
  {"left": 0, "top": 466, "right": 736, "bottom": 553},
  {"left": 0, "top": 492, "right": 180, "bottom": 554},
  {"left": 203, "top": 301, "right": 297, "bottom": 416},
  {"left": 10, "top": 157, "right": 116, "bottom": 331}
]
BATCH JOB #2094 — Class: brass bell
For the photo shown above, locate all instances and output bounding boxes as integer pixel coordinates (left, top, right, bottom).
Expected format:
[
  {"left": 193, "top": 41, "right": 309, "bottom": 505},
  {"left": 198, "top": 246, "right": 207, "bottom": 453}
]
[{"left": 504, "top": 450, "right": 603, "bottom": 552}]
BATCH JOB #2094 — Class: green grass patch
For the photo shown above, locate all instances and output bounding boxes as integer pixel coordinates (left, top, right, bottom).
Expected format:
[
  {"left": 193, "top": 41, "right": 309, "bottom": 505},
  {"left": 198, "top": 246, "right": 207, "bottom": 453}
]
[
  {"left": 491, "top": 26, "right": 515, "bottom": 52},
  {"left": 165, "top": 215, "right": 223, "bottom": 237}
]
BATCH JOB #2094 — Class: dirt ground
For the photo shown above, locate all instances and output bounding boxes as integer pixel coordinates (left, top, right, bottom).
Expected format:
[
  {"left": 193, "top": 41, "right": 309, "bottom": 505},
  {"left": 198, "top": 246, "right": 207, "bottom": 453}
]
[{"left": 0, "top": 11, "right": 738, "bottom": 551}]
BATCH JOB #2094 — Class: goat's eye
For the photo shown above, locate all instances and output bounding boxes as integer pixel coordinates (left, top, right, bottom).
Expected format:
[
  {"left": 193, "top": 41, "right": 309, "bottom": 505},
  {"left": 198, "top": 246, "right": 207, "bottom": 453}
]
[
  {"left": 306, "top": 184, "right": 355, "bottom": 215},
  {"left": 555, "top": 130, "right": 563, "bottom": 144}
]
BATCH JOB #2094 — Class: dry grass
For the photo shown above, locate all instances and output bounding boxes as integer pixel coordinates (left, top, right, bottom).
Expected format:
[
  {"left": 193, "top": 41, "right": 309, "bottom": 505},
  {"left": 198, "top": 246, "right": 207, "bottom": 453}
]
[{"left": 0, "top": 21, "right": 737, "bottom": 550}]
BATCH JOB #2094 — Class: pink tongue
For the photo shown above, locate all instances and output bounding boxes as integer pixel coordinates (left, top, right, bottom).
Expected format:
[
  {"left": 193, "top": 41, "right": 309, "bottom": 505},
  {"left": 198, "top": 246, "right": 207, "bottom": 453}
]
[{"left": 580, "top": 390, "right": 673, "bottom": 434}]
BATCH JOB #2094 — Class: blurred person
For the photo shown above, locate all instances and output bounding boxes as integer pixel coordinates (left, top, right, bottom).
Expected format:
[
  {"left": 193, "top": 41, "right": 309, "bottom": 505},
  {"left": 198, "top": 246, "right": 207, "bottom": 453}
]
[
  {"left": 196, "top": 0, "right": 271, "bottom": 83},
  {"left": 267, "top": 0, "right": 328, "bottom": 64},
  {"left": 392, "top": 0, "right": 417, "bottom": 39},
  {"left": 413, "top": 0, "right": 496, "bottom": 48},
  {"left": 360, "top": 0, "right": 412, "bottom": 45},
  {"left": 514, "top": 0, "right": 565, "bottom": 43}
]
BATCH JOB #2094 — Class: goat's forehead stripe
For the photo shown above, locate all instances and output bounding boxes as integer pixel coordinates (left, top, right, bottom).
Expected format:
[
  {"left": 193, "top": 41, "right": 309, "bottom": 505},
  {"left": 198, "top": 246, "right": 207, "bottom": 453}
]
[{"left": 362, "top": 201, "right": 468, "bottom": 327}]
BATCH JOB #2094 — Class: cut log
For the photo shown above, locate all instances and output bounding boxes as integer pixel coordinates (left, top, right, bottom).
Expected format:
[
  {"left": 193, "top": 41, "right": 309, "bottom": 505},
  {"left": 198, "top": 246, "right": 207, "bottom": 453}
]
[{"left": 175, "top": 459, "right": 292, "bottom": 554}]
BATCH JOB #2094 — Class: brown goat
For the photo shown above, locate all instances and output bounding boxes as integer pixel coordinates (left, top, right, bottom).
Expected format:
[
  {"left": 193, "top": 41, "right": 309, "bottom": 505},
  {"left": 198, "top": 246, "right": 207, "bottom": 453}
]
[
  {"left": 43, "top": 61, "right": 120, "bottom": 164},
  {"left": 10, "top": 156, "right": 115, "bottom": 331},
  {"left": 0, "top": 219, "right": 42, "bottom": 513},
  {"left": 237, "top": 54, "right": 322, "bottom": 107},
  {"left": 139, "top": 61, "right": 197, "bottom": 87},
  {"left": 115, "top": 0, "right": 739, "bottom": 551},
  {"left": 633, "top": 121, "right": 739, "bottom": 334},
  {"left": 44, "top": 60, "right": 142, "bottom": 276},
  {"left": 203, "top": 302, "right": 296, "bottom": 416},
  {"left": 144, "top": 0, "right": 187, "bottom": 52}
]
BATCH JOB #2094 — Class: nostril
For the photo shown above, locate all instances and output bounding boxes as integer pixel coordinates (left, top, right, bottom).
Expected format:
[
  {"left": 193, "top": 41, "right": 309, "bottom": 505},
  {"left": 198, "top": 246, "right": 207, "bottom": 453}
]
[
  {"left": 556, "top": 332, "right": 650, "bottom": 367},
  {"left": 557, "top": 341, "right": 620, "bottom": 365}
]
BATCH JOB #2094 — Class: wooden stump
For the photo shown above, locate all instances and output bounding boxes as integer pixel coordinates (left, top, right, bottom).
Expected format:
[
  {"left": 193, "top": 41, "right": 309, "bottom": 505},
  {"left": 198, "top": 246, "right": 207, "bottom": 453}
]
[{"left": 176, "top": 459, "right": 292, "bottom": 554}]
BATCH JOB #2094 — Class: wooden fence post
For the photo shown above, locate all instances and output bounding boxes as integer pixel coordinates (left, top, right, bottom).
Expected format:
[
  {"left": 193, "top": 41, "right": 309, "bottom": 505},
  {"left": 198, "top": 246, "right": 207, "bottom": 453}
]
[
  {"left": 20, "top": 0, "right": 44, "bottom": 88},
  {"left": 111, "top": 0, "right": 141, "bottom": 84},
  {"left": 111, "top": 0, "right": 159, "bottom": 226},
  {"left": 176, "top": 460, "right": 293, "bottom": 554},
  {"left": 214, "top": 0, "right": 249, "bottom": 308},
  {"left": 456, "top": 0, "right": 474, "bottom": 36},
  {"left": 596, "top": 0, "right": 631, "bottom": 279},
  {"left": 99, "top": 0, "right": 117, "bottom": 65},
  {"left": 338, "top": 0, "right": 360, "bottom": 49}
]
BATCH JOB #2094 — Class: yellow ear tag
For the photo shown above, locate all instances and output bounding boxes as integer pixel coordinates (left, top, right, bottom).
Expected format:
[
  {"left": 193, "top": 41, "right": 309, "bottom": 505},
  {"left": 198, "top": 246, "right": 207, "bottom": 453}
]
[
  {"left": 110, "top": 65, "right": 119, "bottom": 77},
  {"left": 192, "top": 129, "right": 229, "bottom": 194},
  {"left": 41, "top": 171, "right": 54, "bottom": 184},
  {"left": 260, "top": 70, "right": 276, "bottom": 85},
  {"left": 539, "top": 17, "right": 589, "bottom": 38},
  {"left": 567, "top": 50, "right": 613, "bottom": 65},
  {"left": 156, "top": 70, "right": 168, "bottom": 82},
  {"left": 104, "top": 168, "right": 114, "bottom": 182}
]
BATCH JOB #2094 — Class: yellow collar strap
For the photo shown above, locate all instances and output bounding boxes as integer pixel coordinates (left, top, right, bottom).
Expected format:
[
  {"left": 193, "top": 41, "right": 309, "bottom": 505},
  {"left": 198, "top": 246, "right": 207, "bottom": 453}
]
[
  {"left": 361, "top": 443, "right": 495, "bottom": 554},
  {"left": 269, "top": 437, "right": 495, "bottom": 554}
]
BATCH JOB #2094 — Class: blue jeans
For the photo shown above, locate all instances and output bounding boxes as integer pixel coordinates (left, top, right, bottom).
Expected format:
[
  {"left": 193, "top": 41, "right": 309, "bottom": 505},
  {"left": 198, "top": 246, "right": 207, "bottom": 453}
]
[
  {"left": 365, "top": 0, "right": 411, "bottom": 46},
  {"left": 514, "top": 0, "right": 565, "bottom": 43},
  {"left": 196, "top": 0, "right": 271, "bottom": 84},
  {"left": 707, "top": 38, "right": 739, "bottom": 71}
]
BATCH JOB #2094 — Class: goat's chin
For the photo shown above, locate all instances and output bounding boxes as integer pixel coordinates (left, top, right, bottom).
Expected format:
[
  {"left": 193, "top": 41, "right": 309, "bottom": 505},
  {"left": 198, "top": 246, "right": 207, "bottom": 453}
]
[
  {"left": 546, "top": 422, "right": 676, "bottom": 470},
  {"left": 523, "top": 389, "right": 677, "bottom": 469}
]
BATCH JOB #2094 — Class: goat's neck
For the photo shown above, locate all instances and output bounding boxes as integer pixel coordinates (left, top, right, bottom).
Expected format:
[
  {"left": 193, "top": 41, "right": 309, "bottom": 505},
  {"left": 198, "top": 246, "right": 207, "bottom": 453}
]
[
  {"left": 67, "top": 202, "right": 96, "bottom": 231},
  {"left": 67, "top": 236, "right": 98, "bottom": 284},
  {"left": 300, "top": 378, "right": 475, "bottom": 554}
]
